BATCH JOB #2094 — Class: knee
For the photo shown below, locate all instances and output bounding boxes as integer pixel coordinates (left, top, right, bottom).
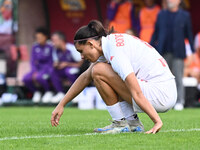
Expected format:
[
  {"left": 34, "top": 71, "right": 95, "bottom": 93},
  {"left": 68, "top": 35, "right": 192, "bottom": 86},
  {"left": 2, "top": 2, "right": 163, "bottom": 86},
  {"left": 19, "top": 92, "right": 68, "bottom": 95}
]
[{"left": 91, "top": 63, "right": 109, "bottom": 80}]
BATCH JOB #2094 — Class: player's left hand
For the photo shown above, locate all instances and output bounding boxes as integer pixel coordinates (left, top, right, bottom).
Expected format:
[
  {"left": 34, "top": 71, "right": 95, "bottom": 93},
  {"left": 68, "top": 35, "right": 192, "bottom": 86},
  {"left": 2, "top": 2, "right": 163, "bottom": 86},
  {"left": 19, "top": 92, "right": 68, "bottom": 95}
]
[
  {"left": 51, "top": 105, "right": 64, "bottom": 127},
  {"left": 145, "top": 121, "right": 163, "bottom": 134}
]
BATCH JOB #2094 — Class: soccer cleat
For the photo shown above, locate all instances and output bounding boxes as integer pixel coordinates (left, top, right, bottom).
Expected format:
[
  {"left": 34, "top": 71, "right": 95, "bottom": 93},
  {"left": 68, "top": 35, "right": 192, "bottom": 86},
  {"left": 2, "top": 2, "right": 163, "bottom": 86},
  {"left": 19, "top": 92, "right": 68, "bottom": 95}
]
[
  {"left": 51, "top": 92, "right": 65, "bottom": 104},
  {"left": 32, "top": 91, "right": 42, "bottom": 103},
  {"left": 94, "top": 119, "right": 131, "bottom": 134},
  {"left": 42, "top": 91, "right": 54, "bottom": 103},
  {"left": 127, "top": 118, "right": 145, "bottom": 132}
]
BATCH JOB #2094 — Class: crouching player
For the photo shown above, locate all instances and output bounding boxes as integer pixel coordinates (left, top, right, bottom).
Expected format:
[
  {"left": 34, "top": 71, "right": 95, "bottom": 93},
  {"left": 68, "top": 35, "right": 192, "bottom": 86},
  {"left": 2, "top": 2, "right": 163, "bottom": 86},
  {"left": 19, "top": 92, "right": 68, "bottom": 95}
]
[{"left": 51, "top": 20, "right": 177, "bottom": 134}]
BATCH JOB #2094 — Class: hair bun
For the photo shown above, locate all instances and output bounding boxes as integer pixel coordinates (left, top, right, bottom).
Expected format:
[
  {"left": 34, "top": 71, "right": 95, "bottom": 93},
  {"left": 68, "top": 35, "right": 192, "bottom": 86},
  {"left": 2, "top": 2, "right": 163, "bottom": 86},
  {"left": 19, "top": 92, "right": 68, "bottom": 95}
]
[
  {"left": 74, "top": 20, "right": 107, "bottom": 44},
  {"left": 87, "top": 21, "right": 95, "bottom": 30}
]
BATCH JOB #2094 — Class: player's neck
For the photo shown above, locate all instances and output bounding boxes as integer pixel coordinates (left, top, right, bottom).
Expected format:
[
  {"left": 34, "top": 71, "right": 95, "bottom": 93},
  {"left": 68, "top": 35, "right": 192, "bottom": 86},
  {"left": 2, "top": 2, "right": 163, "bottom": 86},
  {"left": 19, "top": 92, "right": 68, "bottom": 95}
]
[{"left": 95, "top": 44, "right": 103, "bottom": 56}]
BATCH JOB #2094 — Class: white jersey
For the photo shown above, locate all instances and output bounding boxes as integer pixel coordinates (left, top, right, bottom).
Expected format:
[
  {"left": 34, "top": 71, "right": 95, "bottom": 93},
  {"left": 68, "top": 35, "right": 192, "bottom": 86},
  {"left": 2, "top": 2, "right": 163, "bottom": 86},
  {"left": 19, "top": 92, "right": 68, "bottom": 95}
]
[{"left": 100, "top": 33, "right": 174, "bottom": 82}]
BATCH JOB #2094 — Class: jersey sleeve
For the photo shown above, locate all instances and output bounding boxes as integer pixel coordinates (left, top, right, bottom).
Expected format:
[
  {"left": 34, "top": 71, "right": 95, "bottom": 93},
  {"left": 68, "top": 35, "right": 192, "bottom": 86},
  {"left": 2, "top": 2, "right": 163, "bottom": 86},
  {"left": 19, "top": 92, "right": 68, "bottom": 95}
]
[
  {"left": 110, "top": 50, "right": 134, "bottom": 81},
  {"left": 102, "top": 34, "right": 134, "bottom": 81}
]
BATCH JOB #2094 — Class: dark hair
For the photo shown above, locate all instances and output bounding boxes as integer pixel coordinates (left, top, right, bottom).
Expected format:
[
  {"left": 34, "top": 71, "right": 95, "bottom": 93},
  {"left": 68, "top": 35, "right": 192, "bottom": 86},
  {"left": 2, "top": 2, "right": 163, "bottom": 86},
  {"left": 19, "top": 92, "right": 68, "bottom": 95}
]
[
  {"left": 35, "top": 27, "right": 49, "bottom": 38},
  {"left": 74, "top": 20, "right": 108, "bottom": 45},
  {"left": 52, "top": 31, "right": 67, "bottom": 42}
]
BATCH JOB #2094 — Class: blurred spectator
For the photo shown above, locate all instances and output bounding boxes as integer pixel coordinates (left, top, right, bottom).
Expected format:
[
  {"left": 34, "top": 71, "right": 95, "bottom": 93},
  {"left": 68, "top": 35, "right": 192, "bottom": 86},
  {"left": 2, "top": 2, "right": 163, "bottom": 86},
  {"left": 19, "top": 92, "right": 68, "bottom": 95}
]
[
  {"left": 194, "top": 32, "right": 200, "bottom": 55},
  {"left": 183, "top": 39, "right": 193, "bottom": 70},
  {"left": 107, "top": 0, "right": 139, "bottom": 34},
  {"left": 0, "top": 0, "right": 15, "bottom": 76},
  {"left": 139, "top": 0, "right": 160, "bottom": 43},
  {"left": 184, "top": 33, "right": 200, "bottom": 89},
  {"left": 0, "top": 0, "right": 12, "bottom": 34},
  {"left": 50, "top": 32, "right": 83, "bottom": 103},
  {"left": 162, "top": 0, "right": 167, "bottom": 10},
  {"left": 23, "top": 27, "right": 53, "bottom": 103},
  {"left": 150, "top": 0, "right": 194, "bottom": 111}
]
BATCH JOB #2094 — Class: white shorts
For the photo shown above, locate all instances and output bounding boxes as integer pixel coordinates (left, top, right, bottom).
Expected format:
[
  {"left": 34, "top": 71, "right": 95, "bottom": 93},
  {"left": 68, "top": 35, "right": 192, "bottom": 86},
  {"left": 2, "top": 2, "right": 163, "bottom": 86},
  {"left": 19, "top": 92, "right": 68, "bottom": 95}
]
[{"left": 132, "top": 79, "right": 177, "bottom": 113}]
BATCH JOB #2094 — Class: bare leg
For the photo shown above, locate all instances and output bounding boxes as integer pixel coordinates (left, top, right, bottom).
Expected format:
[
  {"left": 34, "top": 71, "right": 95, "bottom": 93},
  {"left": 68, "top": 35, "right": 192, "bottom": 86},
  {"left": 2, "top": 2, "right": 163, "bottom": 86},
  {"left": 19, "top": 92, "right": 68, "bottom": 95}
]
[
  {"left": 92, "top": 63, "right": 132, "bottom": 105},
  {"left": 92, "top": 63, "right": 144, "bottom": 133}
]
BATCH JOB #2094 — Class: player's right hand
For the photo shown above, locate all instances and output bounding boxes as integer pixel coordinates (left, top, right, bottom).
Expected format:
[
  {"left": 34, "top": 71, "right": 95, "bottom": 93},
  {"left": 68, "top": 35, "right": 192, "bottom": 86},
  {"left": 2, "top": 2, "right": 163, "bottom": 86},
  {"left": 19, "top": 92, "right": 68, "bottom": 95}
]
[
  {"left": 145, "top": 120, "right": 163, "bottom": 134},
  {"left": 51, "top": 105, "right": 64, "bottom": 127}
]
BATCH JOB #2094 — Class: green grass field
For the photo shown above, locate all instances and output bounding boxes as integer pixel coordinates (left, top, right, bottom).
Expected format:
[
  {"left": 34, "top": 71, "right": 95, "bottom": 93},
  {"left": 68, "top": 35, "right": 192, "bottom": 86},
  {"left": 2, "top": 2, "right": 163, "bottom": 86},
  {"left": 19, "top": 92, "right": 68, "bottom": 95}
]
[{"left": 0, "top": 107, "right": 200, "bottom": 150}]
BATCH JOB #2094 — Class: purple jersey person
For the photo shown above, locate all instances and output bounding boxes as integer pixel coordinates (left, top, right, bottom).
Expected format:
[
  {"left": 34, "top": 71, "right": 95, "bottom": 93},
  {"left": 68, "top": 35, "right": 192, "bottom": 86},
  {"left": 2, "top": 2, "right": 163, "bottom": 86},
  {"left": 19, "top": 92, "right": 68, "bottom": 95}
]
[
  {"left": 107, "top": 0, "right": 140, "bottom": 35},
  {"left": 23, "top": 27, "right": 53, "bottom": 103},
  {"left": 50, "top": 31, "right": 83, "bottom": 103}
]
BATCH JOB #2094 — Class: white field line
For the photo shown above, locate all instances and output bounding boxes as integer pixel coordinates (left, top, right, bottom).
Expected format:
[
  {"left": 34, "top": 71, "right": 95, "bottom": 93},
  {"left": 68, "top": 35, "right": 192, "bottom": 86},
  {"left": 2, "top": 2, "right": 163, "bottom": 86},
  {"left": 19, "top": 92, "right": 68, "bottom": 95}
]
[
  {"left": 0, "top": 133, "right": 98, "bottom": 141},
  {"left": 160, "top": 128, "right": 200, "bottom": 132},
  {"left": 0, "top": 128, "right": 200, "bottom": 141}
]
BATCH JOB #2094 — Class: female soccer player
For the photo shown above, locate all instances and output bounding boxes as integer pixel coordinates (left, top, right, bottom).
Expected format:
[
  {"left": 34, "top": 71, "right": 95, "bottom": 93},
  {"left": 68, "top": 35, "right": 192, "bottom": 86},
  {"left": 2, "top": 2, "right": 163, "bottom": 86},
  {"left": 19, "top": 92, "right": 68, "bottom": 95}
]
[{"left": 51, "top": 20, "right": 177, "bottom": 134}]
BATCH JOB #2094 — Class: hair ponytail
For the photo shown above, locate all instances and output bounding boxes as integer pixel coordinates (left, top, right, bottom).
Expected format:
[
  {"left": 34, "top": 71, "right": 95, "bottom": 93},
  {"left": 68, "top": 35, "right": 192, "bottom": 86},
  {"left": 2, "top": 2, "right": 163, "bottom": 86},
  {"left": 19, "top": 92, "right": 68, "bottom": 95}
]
[
  {"left": 74, "top": 20, "right": 109, "bottom": 45},
  {"left": 87, "top": 20, "right": 107, "bottom": 37}
]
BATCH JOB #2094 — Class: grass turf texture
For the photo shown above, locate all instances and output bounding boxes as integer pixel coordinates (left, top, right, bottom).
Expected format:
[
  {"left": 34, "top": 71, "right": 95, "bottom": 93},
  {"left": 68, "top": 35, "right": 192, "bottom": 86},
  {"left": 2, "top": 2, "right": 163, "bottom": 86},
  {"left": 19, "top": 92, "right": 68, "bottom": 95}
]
[{"left": 0, "top": 107, "right": 200, "bottom": 150}]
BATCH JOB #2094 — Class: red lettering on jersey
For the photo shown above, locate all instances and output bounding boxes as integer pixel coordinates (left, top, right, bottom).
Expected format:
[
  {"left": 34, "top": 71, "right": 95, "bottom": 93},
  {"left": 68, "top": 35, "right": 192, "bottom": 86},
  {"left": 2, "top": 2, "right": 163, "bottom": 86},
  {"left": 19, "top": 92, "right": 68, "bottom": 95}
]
[
  {"left": 158, "top": 58, "right": 167, "bottom": 67},
  {"left": 141, "top": 79, "right": 147, "bottom": 82},
  {"left": 116, "top": 42, "right": 124, "bottom": 47},
  {"left": 110, "top": 56, "right": 114, "bottom": 61},
  {"left": 115, "top": 34, "right": 124, "bottom": 47}
]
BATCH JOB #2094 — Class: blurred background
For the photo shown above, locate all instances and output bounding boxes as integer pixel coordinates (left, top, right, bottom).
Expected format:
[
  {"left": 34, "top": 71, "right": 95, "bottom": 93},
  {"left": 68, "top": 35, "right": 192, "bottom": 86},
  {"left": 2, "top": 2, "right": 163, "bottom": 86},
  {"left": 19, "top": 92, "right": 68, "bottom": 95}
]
[{"left": 0, "top": 0, "right": 200, "bottom": 110}]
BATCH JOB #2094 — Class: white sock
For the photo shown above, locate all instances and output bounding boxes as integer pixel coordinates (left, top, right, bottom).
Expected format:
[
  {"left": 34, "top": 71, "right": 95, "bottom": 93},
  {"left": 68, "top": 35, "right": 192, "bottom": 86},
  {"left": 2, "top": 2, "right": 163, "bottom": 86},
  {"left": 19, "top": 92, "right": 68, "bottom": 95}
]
[
  {"left": 119, "top": 101, "right": 136, "bottom": 120},
  {"left": 106, "top": 102, "right": 125, "bottom": 121}
]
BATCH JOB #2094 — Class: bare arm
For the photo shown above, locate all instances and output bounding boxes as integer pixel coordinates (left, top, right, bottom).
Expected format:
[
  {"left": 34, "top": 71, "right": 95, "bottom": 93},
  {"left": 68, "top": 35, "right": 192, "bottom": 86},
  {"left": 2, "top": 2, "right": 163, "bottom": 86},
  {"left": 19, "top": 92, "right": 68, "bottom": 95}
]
[
  {"left": 125, "top": 73, "right": 163, "bottom": 134},
  {"left": 66, "top": 60, "right": 84, "bottom": 68},
  {"left": 51, "top": 63, "right": 95, "bottom": 126},
  {"left": 58, "top": 60, "right": 84, "bottom": 69},
  {"left": 58, "top": 63, "right": 93, "bottom": 107}
]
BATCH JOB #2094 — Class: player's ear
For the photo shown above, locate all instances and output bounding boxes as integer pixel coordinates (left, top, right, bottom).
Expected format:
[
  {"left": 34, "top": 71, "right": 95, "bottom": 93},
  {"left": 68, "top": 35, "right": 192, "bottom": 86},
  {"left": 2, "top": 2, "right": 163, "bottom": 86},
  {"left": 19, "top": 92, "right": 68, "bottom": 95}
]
[{"left": 87, "top": 40, "right": 94, "bottom": 48}]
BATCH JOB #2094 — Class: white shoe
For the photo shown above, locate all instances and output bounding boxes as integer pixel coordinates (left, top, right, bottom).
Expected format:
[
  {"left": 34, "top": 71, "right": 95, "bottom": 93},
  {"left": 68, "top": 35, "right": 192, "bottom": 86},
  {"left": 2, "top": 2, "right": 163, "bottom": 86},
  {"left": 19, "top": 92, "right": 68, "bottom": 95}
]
[
  {"left": 42, "top": 91, "right": 54, "bottom": 103},
  {"left": 32, "top": 91, "right": 42, "bottom": 103},
  {"left": 127, "top": 119, "right": 145, "bottom": 132},
  {"left": 94, "top": 119, "right": 131, "bottom": 133},
  {"left": 51, "top": 92, "right": 65, "bottom": 103},
  {"left": 174, "top": 103, "right": 184, "bottom": 111}
]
